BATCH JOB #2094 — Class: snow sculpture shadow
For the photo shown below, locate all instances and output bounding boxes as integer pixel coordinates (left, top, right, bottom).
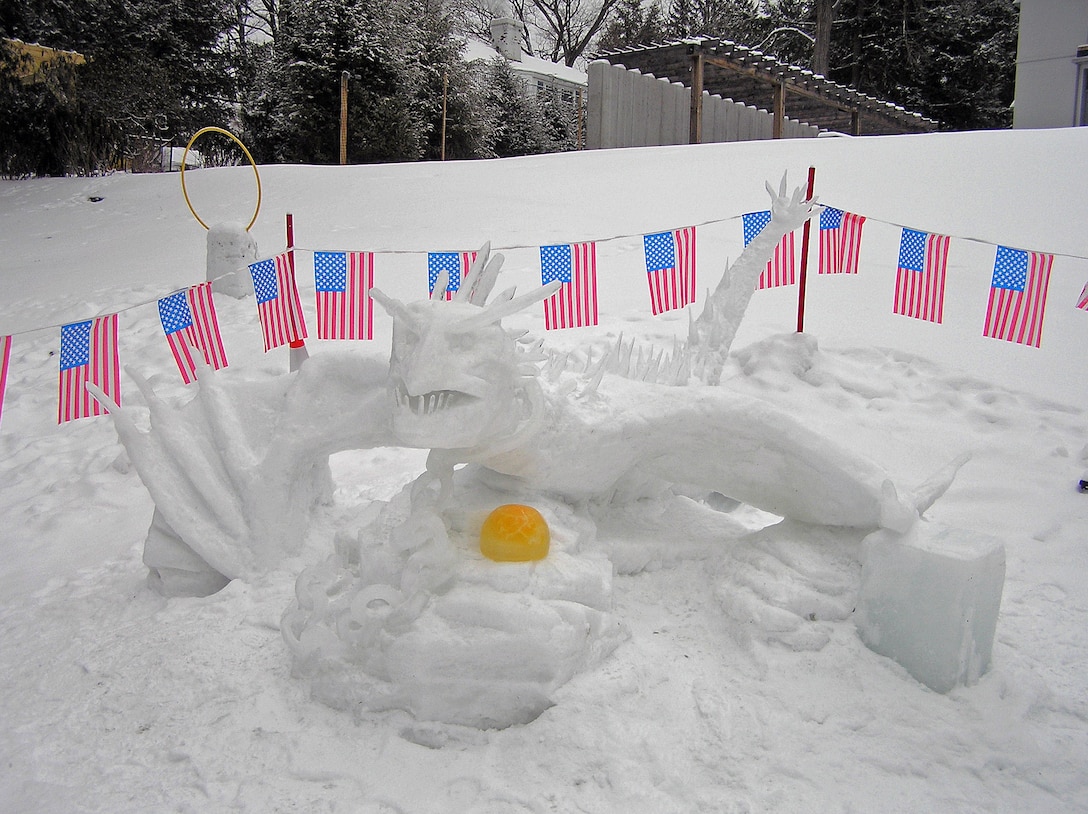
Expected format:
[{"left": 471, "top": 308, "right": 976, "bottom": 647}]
[{"left": 101, "top": 176, "right": 963, "bottom": 726}]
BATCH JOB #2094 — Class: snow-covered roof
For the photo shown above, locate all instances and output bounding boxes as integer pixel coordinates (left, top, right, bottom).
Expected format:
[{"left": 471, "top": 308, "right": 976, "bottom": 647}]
[{"left": 462, "top": 37, "right": 587, "bottom": 88}]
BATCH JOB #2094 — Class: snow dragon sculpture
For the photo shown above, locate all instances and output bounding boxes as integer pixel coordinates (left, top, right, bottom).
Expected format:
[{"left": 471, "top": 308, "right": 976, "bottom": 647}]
[{"left": 99, "top": 177, "right": 960, "bottom": 726}]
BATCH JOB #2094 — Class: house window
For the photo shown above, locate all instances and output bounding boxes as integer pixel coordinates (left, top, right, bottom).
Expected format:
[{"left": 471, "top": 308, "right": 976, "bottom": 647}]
[{"left": 1075, "top": 45, "right": 1088, "bottom": 126}]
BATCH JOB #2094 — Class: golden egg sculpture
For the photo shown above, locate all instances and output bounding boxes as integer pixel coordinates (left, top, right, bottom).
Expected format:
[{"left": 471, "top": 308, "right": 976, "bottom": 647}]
[{"left": 479, "top": 504, "right": 550, "bottom": 562}]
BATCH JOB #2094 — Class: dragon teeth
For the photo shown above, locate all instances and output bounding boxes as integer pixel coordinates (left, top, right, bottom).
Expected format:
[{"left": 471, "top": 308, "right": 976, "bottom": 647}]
[{"left": 398, "top": 389, "right": 456, "bottom": 415}]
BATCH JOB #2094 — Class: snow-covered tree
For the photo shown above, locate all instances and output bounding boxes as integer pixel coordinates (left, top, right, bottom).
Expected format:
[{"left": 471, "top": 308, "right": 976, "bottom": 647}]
[
  {"left": 478, "top": 56, "right": 548, "bottom": 156},
  {"left": 827, "top": 0, "right": 1017, "bottom": 130},
  {"left": 243, "top": 0, "right": 489, "bottom": 163},
  {"left": 596, "top": 0, "right": 666, "bottom": 52},
  {"left": 1, "top": 0, "right": 236, "bottom": 175}
]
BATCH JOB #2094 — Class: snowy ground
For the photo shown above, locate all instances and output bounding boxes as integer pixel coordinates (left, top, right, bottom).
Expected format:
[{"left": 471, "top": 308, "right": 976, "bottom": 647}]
[{"left": 1, "top": 129, "right": 1086, "bottom": 812}]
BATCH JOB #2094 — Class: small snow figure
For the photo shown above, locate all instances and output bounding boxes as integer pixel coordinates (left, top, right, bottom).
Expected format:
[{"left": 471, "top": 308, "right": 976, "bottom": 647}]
[{"left": 207, "top": 221, "right": 259, "bottom": 299}]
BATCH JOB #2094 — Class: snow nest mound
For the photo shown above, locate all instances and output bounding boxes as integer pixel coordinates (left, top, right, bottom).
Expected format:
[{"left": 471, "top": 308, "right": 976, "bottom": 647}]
[{"left": 282, "top": 468, "right": 628, "bottom": 728}]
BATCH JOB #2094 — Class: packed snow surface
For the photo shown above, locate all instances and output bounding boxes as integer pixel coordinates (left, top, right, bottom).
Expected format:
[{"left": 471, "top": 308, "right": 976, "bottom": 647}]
[{"left": 1, "top": 129, "right": 1087, "bottom": 812}]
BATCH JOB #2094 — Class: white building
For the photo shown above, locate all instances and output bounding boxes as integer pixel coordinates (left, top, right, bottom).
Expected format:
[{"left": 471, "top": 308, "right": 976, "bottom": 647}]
[
  {"left": 462, "top": 15, "right": 587, "bottom": 109},
  {"left": 1013, "top": 0, "right": 1088, "bottom": 128}
]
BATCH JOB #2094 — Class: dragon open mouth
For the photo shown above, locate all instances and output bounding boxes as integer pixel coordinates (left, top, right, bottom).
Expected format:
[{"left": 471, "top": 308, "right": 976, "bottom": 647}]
[{"left": 394, "top": 383, "right": 476, "bottom": 417}]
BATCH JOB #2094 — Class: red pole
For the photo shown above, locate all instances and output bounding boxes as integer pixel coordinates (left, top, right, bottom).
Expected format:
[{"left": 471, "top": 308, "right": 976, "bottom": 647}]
[
  {"left": 286, "top": 212, "right": 308, "bottom": 370},
  {"left": 796, "top": 166, "right": 816, "bottom": 333}
]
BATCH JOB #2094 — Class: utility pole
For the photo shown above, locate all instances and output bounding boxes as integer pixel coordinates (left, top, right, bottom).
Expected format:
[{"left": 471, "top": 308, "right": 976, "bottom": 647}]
[
  {"left": 441, "top": 72, "right": 448, "bottom": 161},
  {"left": 340, "top": 71, "right": 349, "bottom": 165}
]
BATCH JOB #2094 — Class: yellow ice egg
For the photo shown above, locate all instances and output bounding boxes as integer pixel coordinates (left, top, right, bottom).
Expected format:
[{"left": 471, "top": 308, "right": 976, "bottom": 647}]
[{"left": 479, "top": 504, "right": 550, "bottom": 562}]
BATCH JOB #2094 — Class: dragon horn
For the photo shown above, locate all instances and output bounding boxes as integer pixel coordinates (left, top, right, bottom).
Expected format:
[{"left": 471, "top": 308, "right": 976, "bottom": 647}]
[
  {"left": 453, "top": 241, "right": 490, "bottom": 303},
  {"left": 460, "top": 280, "right": 563, "bottom": 329},
  {"left": 369, "top": 286, "right": 410, "bottom": 320}
]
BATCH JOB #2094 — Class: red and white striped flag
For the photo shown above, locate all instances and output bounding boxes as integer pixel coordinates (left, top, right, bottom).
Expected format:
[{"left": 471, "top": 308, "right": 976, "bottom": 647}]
[
  {"left": 314, "top": 251, "right": 374, "bottom": 340},
  {"left": 643, "top": 227, "right": 696, "bottom": 315},
  {"left": 983, "top": 246, "right": 1053, "bottom": 348},
  {"left": 759, "top": 231, "right": 796, "bottom": 289},
  {"left": 249, "top": 251, "right": 307, "bottom": 351},
  {"left": 58, "top": 314, "right": 119, "bottom": 423},
  {"left": 540, "top": 242, "right": 598, "bottom": 329},
  {"left": 838, "top": 212, "right": 866, "bottom": 275},
  {"left": 893, "top": 228, "right": 950, "bottom": 323},
  {"left": 0, "top": 334, "right": 10, "bottom": 428},
  {"left": 1077, "top": 281, "right": 1088, "bottom": 311},
  {"left": 158, "top": 282, "right": 229, "bottom": 384},
  {"left": 743, "top": 211, "right": 795, "bottom": 289},
  {"left": 818, "top": 207, "right": 843, "bottom": 274},
  {"left": 818, "top": 208, "right": 866, "bottom": 275}
]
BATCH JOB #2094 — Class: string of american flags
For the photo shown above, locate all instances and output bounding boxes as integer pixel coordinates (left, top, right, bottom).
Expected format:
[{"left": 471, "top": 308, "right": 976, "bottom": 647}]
[{"left": 1, "top": 205, "right": 1087, "bottom": 429}]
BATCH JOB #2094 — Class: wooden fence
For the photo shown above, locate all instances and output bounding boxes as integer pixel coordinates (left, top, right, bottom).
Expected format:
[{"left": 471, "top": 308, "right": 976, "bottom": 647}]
[{"left": 586, "top": 60, "right": 820, "bottom": 150}]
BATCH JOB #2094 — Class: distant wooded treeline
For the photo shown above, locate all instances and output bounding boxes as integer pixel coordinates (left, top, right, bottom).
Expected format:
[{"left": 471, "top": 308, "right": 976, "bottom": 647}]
[{"left": 0, "top": 0, "right": 1017, "bottom": 177}]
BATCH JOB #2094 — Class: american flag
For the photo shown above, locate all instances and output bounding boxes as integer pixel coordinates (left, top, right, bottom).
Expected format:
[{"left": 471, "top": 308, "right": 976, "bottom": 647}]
[
  {"left": 540, "top": 242, "right": 598, "bottom": 329},
  {"left": 893, "top": 228, "right": 950, "bottom": 324},
  {"left": 58, "top": 314, "right": 119, "bottom": 424},
  {"left": 839, "top": 212, "right": 866, "bottom": 275},
  {"left": 818, "top": 207, "right": 843, "bottom": 274},
  {"left": 743, "top": 211, "right": 795, "bottom": 289},
  {"left": 158, "top": 282, "right": 228, "bottom": 384},
  {"left": 427, "top": 251, "right": 476, "bottom": 300},
  {"left": 314, "top": 251, "right": 374, "bottom": 340},
  {"left": 983, "top": 246, "right": 1053, "bottom": 348},
  {"left": 643, "top": 226, "right": 696, "bottom": 315},
  {"left": 817, "top": 208, "right": 866, "bottom": 275},
  {"left": 249, "top": 251, "right": 307, "bottom": 352},
  {"left": 0, "top": 334, "right": 10, "bottom": 429},
  {"left": 1077, "top": 281, "right": 1088, "bottom": 311}
]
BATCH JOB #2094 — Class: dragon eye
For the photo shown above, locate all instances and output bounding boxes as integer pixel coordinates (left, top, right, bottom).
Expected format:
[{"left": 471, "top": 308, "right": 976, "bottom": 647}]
[{"left": 392, "top": 322, "right": 420, "bottom": 351}]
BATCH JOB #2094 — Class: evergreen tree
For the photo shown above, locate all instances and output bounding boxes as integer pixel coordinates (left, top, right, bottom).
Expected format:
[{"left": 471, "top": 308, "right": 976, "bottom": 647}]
[
  {"left": 666, "top": 0, "right": 695, "bottom": 37},
  {"left": 411, "top": 0, "right": 489, "bottom": 161},
  {"left": 597, "top": 0, "right": 666, "bottom": 52},
  {"left": 828, "top": 0, "right": 1017, "bottom": 130},
  {"left": 1, "top": 0, "right": 236, "bottom": 175},
  {"left": 0, "top": 40, "right": 82, "bottom": 176},
  {"left": 85, "top": 0, "right": 236, "bottom": 153},
  {"left": 656, "top": 0, "right": 1017, "bottom": 131},
  {"left": 244, "top": 0, "right": 480, "bottom": 164},
  {"left": 479, "top": 56, "right": 548, "bottom": 156}
]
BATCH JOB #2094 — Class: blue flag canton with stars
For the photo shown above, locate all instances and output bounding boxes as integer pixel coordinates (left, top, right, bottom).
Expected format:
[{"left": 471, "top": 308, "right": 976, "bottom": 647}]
[
  {"left": 820, "top": 207, "right": 844, "bottom": 230},
  {"left": 992, "top": 246, "right": 1029, "bottom": 292},
  {"left": 427, "top": 252, "right": 462, "bottom": 292},
  {"left": 158, "top": 291, "right": 194, "bottom": 335},
  {"left": 250, "top": 258, "right": 280, "bottom": 304},
  {"left": 59, "top": 320, "right": 92, "bottom": 371},
  {"left": 644, "top": 232, "right": 676, "bottom": 272},
  {"left": 898, "top": 229, "right": 928, "bottom": 272},
  {"left": 742, "top": 211, "right": 771, "bottom": 247},
  {"left": 540, "top": 244, "right": 573, "bottom": 285},
  {"left": 314, "top": 252, "right": 348, "bottom": 293}
]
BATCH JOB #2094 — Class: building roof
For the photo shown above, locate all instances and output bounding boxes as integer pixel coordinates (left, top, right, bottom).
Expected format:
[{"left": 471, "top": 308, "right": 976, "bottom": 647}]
[
  {"left": 462, "top": 38, "right": 588, "bottom": 88},
  {"left": 594, "top": 37, "right": 937, "bottom": 135}
]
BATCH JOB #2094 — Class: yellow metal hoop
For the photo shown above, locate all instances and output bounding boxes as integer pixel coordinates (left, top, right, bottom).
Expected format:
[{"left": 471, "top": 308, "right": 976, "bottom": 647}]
[{"left": 179, "top": 126, "right": 262, "bottom": 231}]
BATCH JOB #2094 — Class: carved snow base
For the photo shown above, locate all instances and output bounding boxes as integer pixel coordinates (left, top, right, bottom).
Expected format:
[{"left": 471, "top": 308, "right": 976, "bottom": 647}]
[
  {"left": 717, "top": 520, "right": 866, "bottom": 652},
  {"left": 282, "top": 467, "right": 628, "bottom": 729}
]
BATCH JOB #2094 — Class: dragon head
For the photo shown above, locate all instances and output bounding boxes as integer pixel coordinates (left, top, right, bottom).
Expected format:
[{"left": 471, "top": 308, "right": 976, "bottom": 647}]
[{"left": 370, "top": 244, "right": 559, "bottom": 451}]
